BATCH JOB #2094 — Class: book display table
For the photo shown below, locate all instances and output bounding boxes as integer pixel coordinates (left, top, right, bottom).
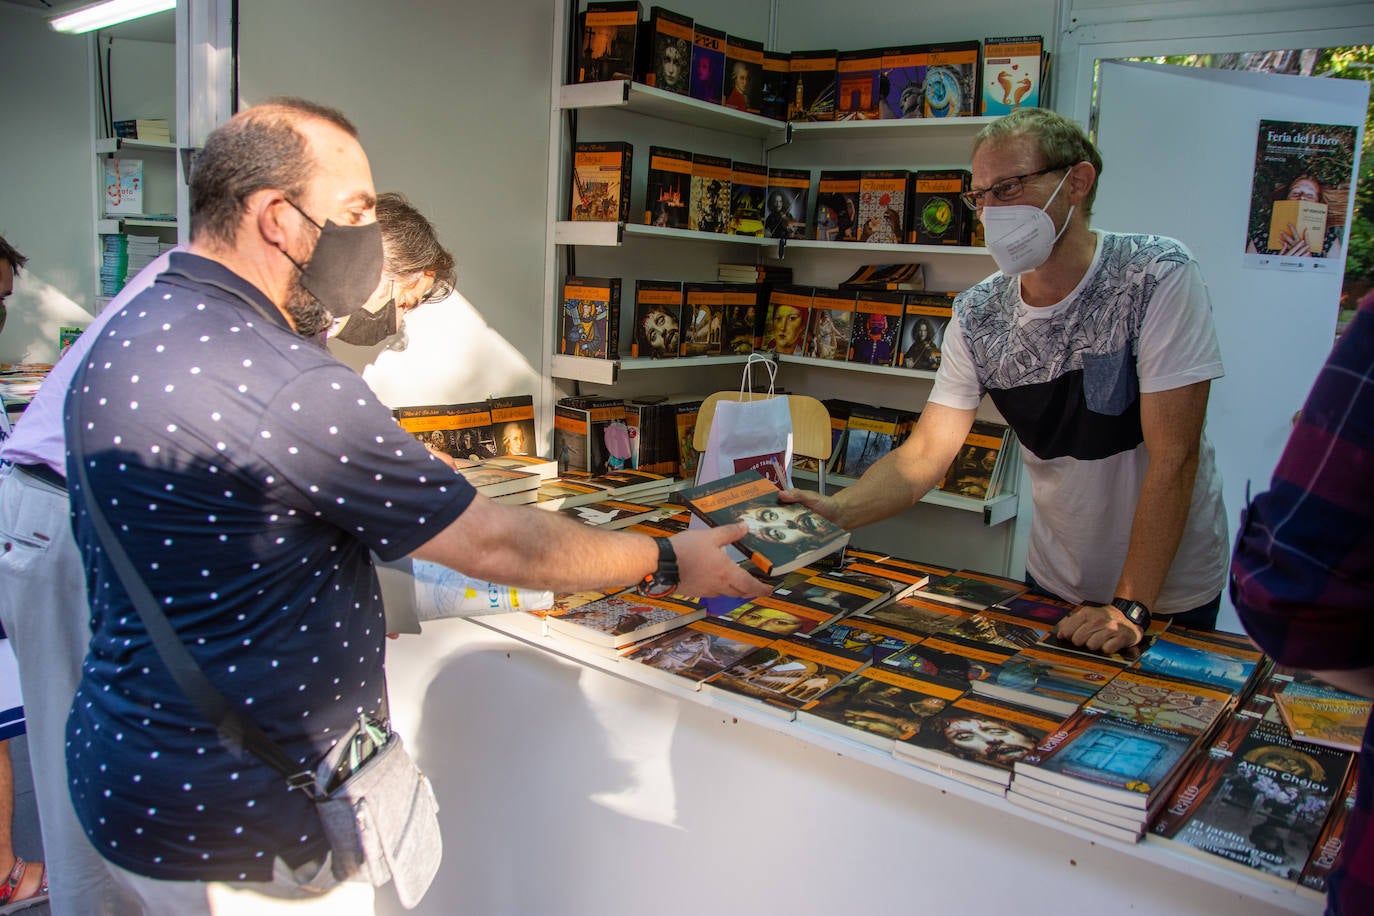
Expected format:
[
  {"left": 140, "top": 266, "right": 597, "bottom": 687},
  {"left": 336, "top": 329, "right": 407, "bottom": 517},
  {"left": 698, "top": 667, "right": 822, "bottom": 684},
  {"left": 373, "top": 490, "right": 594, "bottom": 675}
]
[{"left": 381, "top": 612, "right": 1322, "bottom": 916}]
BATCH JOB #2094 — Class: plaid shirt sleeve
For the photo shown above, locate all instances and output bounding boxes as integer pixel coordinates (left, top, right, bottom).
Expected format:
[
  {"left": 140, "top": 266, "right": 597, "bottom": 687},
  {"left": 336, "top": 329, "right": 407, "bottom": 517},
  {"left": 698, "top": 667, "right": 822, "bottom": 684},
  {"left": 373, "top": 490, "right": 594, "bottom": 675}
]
[{"left": 1230, "top": 288, "right": 1374, "bottom": 915}]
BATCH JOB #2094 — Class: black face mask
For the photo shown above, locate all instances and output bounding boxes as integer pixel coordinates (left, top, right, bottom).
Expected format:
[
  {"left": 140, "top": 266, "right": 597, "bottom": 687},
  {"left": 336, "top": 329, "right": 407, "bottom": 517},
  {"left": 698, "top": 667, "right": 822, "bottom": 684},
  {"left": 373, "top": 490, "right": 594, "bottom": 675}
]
[
  {"left": 332, "top": 299, "right": 399, "bottom": 347},
  {"left": 283, "top": 200, "right": 384, "bottom": 320}
]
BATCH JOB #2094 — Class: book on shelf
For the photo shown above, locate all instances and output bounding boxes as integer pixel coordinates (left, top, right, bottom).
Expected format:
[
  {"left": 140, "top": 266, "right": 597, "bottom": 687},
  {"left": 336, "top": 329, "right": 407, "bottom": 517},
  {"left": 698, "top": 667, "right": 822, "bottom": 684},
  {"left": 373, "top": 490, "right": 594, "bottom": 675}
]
[
  {"left": 788, "top": 48, "right": 836, "bottom": 121},
  {"left": 393, "top": 401, "right": 497, "bottom": 461},
  {"left": 898, "top": 292, "right": 953, "bottom": 371},
  {"left": 759, "top": 50, "right": 792, "bottom": 121},
  {"left": 644, "top": 145, "right": 693, "bottom": 229},
  {"left": 723, "top": 34, "right": 763, "bottom": 114},
  {"left": 835, "top": 48, "right": 883, "bottom": 120},
  {"left": 798, "top": 664, "right": 968, "bottom": 752},
  {"left": 702, "top": 635, "right": 870, "bottom": 720},
  {"left": 728, "top": 160, "right": 767, "bottom": 236},
  {"left": 978, "top": 642, "right": 1120, "bottom": 718},
  {"left": 716, "top": 262, "right": 793, "bottom": 285},
  {"left": 848, "top": 289, "right": 904, "bottom": 366},
  {"left": 910, "top": 40, "right": 982, "bottom": 118},
  {"left": 553, "top": 396, "right": 626, "bottom": 475},
  {"left": 834, "top": 404, "right": 903, "bottom": 477},
  {"left": 803, "top": 288, "right": 855, "bottom": 361},
  {"left": 680, "top": 282, "right": 726, "bottom": 357},
  {"left": 486, "top": 394, "right": 542, "bottom": 463},
  {"left": 938, "top": 420, "right": 1011, "bottom": 500},
  {"left": 839, "top": 262, "right": 926, "bottom": 292},
  {"left": 1272, "top": 681, "right": 1372, "bottom": 753},
  {"left": 688, "top": 152, "right": 732, "bottom": 234},
  {"left": 764, "top": 167, "right": 810, "bottom": 240},
  {"left": 720, "top": 283, "right": 762, "bottom": 355},
  {"left": 1297, "top": 762, "right": 1358, "bottom": 896},
  {"left": 1014, "top": 705, "right": 1214, "bottom": 811},
  {"left": 860, "top": 594, "right": 972, "bottom": 638},
  {"left": 545, "top": 591, "right": 706, "bottom": 650},
  {"left": 878, "top": 45, "right": 925, "bottom": 120},
  {"left": 571, "top": 140, "right": 633, "bottom": 223},
  {"left": 689, "top": 23, "right": 726, "bottom": 105},
  {"left": 1148, "top": 707, "right": 1355, "bottom": 887},
  {"left": 637, "top": 5, "right": 692, "bottom": 95},
  {"left": 981, "top": 36, "right": 1044, "bottom": 115},
  {"left": 103, "top": 157, "right": 143, "bottom": 216},
  {"left": 915, "top": 568, "right": 1027, "bottom": 612},
  {"left": 112, "top": 118, "right": 170, "bottom": 141},
  {"left": 857, "top": 170, "right": 908, "bottom": 243},
  {"left": 674, "top": 398, "right": 702, "bottom": 480},
  {"left": 558, "top": 497, "right": 664, "bottom": 530},
  {"left": 896, "top": 693, "right": 1068, "bottom": 789},
  {"left": 1131, "top": 626, "right": 1265, "bottom": 697},
  {"left": 814, "top": 170, "right": 860, "bottom": 242},
  {"left": 560, "top": 275, "right": 621, "bottom": 359},
  {"left": 909, "top": 169, "right": 973, "bottom": 246},
  {"left": 762, "top": 284, "right": 812, "bottom": 355},
  {"left": 626, "top": 395, "right": 696, "bottom": 475},
  {"left": 621, "top": 615, "right": 777, "bottom": 688},
  {"left": 630, "top": 279, "right": 683, "bottom": 359},
  {"left": 454, "top": 464, "right": 542, "bottom": 498},
  {"left": 676, "top": 469, "right": 850, "bottom": 576},
  {"left": 576, "top": 1, "right": 640, "bottom": 83}
]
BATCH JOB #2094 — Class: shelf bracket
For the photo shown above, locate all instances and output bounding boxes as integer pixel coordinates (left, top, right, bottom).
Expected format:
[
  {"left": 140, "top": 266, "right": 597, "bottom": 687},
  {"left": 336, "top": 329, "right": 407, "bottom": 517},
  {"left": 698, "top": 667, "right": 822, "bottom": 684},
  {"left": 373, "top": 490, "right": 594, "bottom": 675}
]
[
  {"left": 775, "top": 236, "right": 787, "bottom": 260},
  {"left": 764, "top": 121, "right": 793, "bottom": 154}
]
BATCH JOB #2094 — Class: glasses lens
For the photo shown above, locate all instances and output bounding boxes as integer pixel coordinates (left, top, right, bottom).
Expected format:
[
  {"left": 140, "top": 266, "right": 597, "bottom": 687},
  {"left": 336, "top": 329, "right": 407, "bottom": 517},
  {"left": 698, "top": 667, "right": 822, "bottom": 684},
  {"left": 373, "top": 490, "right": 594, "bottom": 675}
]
[
  {"left": 959, "top": 191, "right": 980, "bottom": 211},
  {"left": 990, "top": 178, "right": 1022, "bottom": 202}
]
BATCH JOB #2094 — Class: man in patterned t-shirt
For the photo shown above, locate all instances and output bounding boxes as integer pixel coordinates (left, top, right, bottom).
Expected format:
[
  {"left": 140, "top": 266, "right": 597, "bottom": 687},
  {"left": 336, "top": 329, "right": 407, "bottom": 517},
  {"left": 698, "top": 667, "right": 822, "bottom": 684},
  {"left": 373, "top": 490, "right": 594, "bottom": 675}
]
[
  {"left": 63, "top": 98, "right": 767, "bottom": 913},
  {"left": 784, "top": 107, "right": 1228, "bottom": 657}
]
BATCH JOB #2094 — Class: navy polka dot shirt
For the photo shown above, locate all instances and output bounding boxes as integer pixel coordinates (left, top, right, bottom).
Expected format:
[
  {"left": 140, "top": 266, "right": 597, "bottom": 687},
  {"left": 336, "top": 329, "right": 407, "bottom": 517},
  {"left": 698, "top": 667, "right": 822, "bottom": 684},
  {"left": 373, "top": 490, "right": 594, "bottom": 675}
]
[{"left": 64, "top": 253, "right": 474, "bottom": 881}]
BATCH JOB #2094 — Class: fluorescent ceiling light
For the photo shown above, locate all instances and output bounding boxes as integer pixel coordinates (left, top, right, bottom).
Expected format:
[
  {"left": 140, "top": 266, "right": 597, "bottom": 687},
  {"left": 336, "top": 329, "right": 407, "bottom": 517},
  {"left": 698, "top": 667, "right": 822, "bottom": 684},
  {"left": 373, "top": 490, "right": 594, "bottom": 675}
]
[{"left": 49, "top": 0, "right": 176, "bottom": 35}]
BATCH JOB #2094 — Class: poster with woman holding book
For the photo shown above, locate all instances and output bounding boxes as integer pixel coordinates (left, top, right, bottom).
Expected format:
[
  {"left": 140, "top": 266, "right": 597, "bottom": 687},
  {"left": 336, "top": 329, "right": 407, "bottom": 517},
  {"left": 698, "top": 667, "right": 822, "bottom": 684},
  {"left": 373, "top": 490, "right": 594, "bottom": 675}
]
[{"left": 1244, "top": 118, "right": 1357, "bottom": 273}]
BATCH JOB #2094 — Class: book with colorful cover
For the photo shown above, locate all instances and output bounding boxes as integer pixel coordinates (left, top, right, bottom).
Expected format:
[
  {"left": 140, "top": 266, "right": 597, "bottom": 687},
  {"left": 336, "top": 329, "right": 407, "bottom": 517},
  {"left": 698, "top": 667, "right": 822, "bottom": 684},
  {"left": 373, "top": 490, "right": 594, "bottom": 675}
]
[
  {"left": 898, "top": 292, "right": 953, "bottom": 371},
  {"left": 621, "top": 616, "right": 777, "bottom": 688},
  {"left": 541, "top": 585, "right": 632, "bottom": 621},
  {"left": 878, "top": 45, "right": 925, "bottom": 119},
  {"left": 544, "top": 591, "right": 706, "bottom": 650},
  {"left": 1083, "top": 669, "right": 1235, "bottom": 738},
  {"left": 1131, "top": 627, "right": 1265, "bottom": 697},
  {"left": 764, "top": 166, "right": 810, "bottom": 240},
  {"left": 553, "top": 396, "right": 626, "bottom": 475},
  {"left": 909, "top": 169, "right": 972, "bottom": 246},
  {"left": 897, "top": 693, "right": 1068, "bottom": 788},
  {"left": 858, "top": 169, "right": 908, "bottom": 243},
  {"left": 644, "top": 146, "right": 693, "bottom": 229},
  {"left": 393, "top": 401, "right": 497, "bottom": 461},
  {"left": 848, "top": 289, "right": 904, "bottom": 366},
  {"left": 676, "top": 469, "right": 850, "bottom": 576},
  {"left": 720, "top": 283, "right": 762, "bottom": 356},
  {"left": 978, "top": 643, "right": 1120, "bottom": 718},
  {"left": 689, "top": 152, "right": 732, "bottom": 234},
  {"left": 454, "top": 464, "right": 541, "bottom": 498},
  {"left": 638, "top": 5, "right": 692, "bottom": 95},
  {"left": 766, "top": 569, "right": 893, "bottom": 621},
  {"left": 702, "top": 635, "right": 870, "bottom": 719},
  {"left": 570, "top": 141, "right": 633, "bottom": 223},
  {"left": 486, "top": 394, "right": 541, "bottom": 462},
  {"left": 805, "top": 616, "right": 923, "bottom": 664},
  {"left": 798, "top": 665, "right": 967, "bottom": 752},
  {"left": 860, "top": 594, "right": 971, "bottom": 638},
  {"left": 762, "top": 285, "right": 812, "bottom": 355},
  {"left": 722, "top": 34, "right": 763, "bottom": 114},
  {"left": 788, "top": 48, "right": 837, "bottom": 121},
  {"left": 560, "top": 275, "right": 621, "bottom": 359},
  {"left": 981, "top": 36, "right": 1044, "bottom": 115},
  {"left": 1273, "top": 682, "right": 1372, "bottom": 753},
  {"left": 916, "top": 569, "right": 1027, "bottom": 612},
  {"left": 945, "top": 609, "right": 1050, "bottom": 652},
  {"left": 835, "top": 404, "right": 903, "bottom": 477},
  {"left": 576, "top": 1, "right": 641, "bottom": 83},
  {"left": 689, "top": 23, "right": 726, "bottom": 105},
  {"left": 1149, "top": 710, "right": 1354, "bottom": 886},
  {"left": 760, "top": 50, "right": 791, "bottom": 121},
  {"left": 804, "top": 288, "right": 856, "bottom": 362},
  {"left": 814, "top": 170, "right": 860, "bottom": 242},
  {"left": 720, "top": 596, "right": 835, "bottom": 639},
  {"left": 1014, "top": 707, "right": 1208, "bottom": 810},
  {"left": 680, "top": 281, "right": 725, "bottom": 357},
  {"left": 631, "top": 279, "right": 683, "bottom": 359},
  {"left": 881, "top": 634, "right": 1017, "bottom": 692},
  {"left": 728, "top": 160, "right": 767, "bottom": 236},
  {"left": 835, "top": 47, "right": 883, "bottom": 120},
  {"left": 938, "top": 420, "right": 1010, "bottom": 500},
  {"left": 994, "top": 592, "right": 1077, "bottom": 627}
]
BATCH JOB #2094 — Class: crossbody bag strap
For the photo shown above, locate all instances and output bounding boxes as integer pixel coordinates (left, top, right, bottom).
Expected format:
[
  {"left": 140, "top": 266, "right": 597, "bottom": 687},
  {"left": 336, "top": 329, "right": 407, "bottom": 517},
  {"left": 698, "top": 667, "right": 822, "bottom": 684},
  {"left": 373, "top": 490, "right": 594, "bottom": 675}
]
[{"left": 69, "top": 362, "right": 321, "bottom": 799}]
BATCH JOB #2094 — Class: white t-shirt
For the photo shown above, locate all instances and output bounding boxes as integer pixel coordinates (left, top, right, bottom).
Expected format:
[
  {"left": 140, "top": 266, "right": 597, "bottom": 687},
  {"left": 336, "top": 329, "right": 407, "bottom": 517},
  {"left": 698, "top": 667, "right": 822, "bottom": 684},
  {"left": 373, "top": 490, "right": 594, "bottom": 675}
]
[{"left": 929, "top": 230, "right": 1228, "bottom": 613}]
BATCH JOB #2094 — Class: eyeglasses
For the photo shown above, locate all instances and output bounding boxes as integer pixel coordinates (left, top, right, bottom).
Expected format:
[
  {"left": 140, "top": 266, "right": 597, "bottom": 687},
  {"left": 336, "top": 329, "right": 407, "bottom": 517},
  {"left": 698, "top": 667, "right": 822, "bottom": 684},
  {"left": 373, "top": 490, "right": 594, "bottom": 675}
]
[{"left": 959, "top": 165, "right": 1071, "bottom": 211}]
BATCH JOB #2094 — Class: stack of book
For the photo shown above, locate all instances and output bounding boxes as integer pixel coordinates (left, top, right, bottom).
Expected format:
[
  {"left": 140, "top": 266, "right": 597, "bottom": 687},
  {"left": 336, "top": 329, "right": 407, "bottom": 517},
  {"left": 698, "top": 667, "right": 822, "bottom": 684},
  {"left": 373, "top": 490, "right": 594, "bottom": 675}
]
[
  {"left": 113, "top": 118, "right": 171, "bottom": 142},
  {"left": 99, "top": 234, "right": 128, "bottom": 296},
  {"left": 717, "top": 262, "right": 793, "bottom": 285},
  {"left": 126, "top": 233, "right": 161, "bottom": 283}
]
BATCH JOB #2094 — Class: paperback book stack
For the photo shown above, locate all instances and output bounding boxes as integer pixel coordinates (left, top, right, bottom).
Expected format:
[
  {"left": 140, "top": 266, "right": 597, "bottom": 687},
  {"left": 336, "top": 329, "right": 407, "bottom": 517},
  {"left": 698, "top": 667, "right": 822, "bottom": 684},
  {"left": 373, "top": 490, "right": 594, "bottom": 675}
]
[
  {"left": 112, "top": 118, "right": 171, "bottom": 142},
  {"left": 99, "top": 234, "right": 129, "bottom": 296},
  {"left": 125, "top": 234, "right": 161, "bottom": 286}
]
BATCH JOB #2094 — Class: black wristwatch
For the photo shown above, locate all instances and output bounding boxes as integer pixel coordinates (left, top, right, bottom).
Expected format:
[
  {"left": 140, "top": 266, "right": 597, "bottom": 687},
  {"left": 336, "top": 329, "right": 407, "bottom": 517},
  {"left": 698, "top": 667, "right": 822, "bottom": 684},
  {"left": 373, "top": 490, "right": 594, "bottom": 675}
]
[
  {"left": 637, "top": 537, "right": 679, "bottom": 598},
  {"left": 1111, "top": 597, "right": 1152, "bottom": 631}
]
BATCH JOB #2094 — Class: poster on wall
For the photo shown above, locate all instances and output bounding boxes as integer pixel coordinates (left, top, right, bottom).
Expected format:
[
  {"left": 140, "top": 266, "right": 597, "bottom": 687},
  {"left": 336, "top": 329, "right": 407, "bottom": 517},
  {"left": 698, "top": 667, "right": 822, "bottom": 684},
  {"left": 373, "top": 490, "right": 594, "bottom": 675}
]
[{"left": 1244, "top": 118, "right": 1358, "bottom": 274}]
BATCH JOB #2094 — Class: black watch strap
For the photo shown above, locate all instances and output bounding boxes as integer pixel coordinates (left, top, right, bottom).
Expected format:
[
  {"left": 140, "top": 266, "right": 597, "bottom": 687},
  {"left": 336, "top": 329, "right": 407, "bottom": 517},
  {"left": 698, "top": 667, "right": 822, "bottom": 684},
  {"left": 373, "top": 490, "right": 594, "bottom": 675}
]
[
  {"left": 637, "top": 537, "right": 679, "bottom": 598},
  {"left": 1111, "top": 597, "right": 1152, "bottom": 630}
]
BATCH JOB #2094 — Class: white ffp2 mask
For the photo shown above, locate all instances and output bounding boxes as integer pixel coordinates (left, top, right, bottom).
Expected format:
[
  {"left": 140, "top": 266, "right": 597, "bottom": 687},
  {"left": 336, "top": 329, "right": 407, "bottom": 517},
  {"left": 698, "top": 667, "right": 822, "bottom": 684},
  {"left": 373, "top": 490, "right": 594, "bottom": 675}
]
[{"left": 980, "top": 170, "right": 1074, "bottom": 275}]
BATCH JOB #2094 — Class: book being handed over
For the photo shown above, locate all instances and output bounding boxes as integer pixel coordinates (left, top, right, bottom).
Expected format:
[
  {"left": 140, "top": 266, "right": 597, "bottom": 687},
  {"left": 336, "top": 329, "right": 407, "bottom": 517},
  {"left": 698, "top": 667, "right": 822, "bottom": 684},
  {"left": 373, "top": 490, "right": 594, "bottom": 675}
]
[{"left": 676, "top": 469, "right": 850, "bottom": 576}]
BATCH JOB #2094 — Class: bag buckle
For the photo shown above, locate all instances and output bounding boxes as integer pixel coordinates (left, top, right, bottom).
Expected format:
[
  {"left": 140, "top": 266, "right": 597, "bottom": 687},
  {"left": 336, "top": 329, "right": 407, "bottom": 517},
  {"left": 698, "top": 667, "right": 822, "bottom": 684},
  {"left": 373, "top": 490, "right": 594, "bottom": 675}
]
[{"left": 287, "top": 769, "right": 323, "bottom": 801}]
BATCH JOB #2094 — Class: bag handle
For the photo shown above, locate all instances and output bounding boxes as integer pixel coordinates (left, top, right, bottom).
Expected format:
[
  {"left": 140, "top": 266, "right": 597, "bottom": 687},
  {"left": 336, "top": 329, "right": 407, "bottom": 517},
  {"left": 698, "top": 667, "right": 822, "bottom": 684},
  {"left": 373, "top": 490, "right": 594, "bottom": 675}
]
[
  {"left": 70, "top": 361, "right": 324, "bottom": 800},
  {"left": 738, "top": 353, "right": 778, "bottom": 401}
]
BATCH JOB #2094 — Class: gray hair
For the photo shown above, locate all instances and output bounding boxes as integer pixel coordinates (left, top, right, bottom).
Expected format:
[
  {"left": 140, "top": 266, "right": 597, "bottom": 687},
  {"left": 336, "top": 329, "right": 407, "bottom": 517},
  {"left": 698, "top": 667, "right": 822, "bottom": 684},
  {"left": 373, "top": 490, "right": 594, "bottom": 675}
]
[
  {"left": 973, "top": 107, "right": 1103, "bottom": 213},
  {"left": 377, "top": 192, "right": 456, "bottom": 302}
]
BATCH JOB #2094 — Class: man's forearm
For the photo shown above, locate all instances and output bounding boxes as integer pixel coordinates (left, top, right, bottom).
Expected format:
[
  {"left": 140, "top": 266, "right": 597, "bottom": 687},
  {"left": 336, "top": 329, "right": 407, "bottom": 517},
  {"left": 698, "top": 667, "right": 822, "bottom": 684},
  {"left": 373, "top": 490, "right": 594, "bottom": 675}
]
[
  {"left": 1114, "top": 451, "right": 1199, "bottom": 608},
  {"left": 830, "top": 448, "right": 939, "bottom": 530}
]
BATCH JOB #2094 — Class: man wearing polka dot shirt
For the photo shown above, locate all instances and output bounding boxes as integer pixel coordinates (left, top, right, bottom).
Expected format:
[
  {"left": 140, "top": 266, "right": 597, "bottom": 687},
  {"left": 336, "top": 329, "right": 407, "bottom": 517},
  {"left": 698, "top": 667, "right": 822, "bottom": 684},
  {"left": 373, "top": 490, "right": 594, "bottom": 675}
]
[{"left": 62, "top": 98, "right": 768, "bottom": 912}]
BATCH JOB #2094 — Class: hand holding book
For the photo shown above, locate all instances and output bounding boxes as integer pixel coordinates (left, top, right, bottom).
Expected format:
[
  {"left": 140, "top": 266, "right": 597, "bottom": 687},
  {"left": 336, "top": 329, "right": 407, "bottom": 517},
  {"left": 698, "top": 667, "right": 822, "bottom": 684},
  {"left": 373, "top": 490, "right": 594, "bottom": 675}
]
[{"left": 669, "top": 522, "right": 772, "bottom": 599}]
